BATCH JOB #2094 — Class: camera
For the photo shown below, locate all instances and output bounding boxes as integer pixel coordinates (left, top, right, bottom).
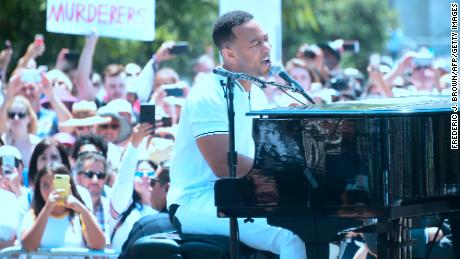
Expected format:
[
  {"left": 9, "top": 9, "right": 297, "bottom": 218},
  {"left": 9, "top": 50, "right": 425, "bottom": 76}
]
[{"left": 342, "top": 40, "right": 360, "bottom": 53}]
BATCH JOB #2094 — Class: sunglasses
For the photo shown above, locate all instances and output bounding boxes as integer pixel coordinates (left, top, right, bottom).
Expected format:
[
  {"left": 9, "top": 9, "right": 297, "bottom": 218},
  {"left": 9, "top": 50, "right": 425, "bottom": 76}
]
[
  {"left": 77, "top": 150, "right": 104, "bottom": 158},
  {"left": 414, "top": 66, "right": 431, "bottom": 70},
  {"left": 76, "top": 125, "right": 93, "bottom": 131},
  {"left": 99, "top": 124, "right": 120, "bottom": 130},
  {"left": 135, "top": 171, "right": 155, "bottom": 178},
  {"left": 82, "top": 170, "right": 106, "bottom": 180},
  {"left": 7, "top": 111, "right": 27, "bottom": 120}
]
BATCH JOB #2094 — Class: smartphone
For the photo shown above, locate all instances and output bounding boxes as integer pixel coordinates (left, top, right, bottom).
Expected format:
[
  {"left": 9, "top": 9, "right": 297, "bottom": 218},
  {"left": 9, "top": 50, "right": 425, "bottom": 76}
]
[
  {"left": 342, "top": 40, "right": 360, "bottom": 53},
  {"left": 369, "top": 54, "right": 380, "bottom": 70},
  {"left": 162, "top": 83, "right": 185, "bottom": 97},
  {"left": 169, "top": 42, "right": 189, "bottom": 55},
  {"left": 34, "top": 34, "right": 44, "bottom": 46},
  {"left": 1, "top": 155, "right": 15, "bottom": 175},
  {"left": 161, "top": 117, "right": 173, "bottom": 127},
  {"left": 413, "top": 57, "right": 432, "bottom": 67},
  {"left": 53, "top": 174, "right": 70, "bottom": 201},
  {"left": 164, "top": 88, "right": 184, "bottom": 97},
  {"left": 140, "top": 104, "right": 156, "bottom": 130},
  {"left": 4, "top": 40, "right": 12, "bottom": 49},
  {"left": 65, "top": 50, "right": 80, "bottom": 61},
  {"left": 21, "top": 69, "right": 41, "bottom": 83}
]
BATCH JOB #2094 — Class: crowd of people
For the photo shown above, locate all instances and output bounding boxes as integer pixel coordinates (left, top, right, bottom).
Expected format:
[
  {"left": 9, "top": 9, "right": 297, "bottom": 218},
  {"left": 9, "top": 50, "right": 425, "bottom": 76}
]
[{"left": 0, "top": 8, "right": 453, "bottom": 259}]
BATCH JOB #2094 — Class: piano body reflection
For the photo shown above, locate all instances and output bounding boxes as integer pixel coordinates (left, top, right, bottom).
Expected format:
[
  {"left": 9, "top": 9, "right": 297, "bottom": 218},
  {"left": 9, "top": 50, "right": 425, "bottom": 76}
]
[{"left": 214, "top": 97, "right": 460, "bottom": 258}]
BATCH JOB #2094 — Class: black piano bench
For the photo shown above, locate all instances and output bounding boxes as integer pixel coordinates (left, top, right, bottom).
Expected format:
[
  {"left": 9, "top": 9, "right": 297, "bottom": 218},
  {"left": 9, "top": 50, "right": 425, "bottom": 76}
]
[
  {"left": 131, "top": 236, "right": 181, "bottom": 258},
  {"left": 130, "top": 232, "right": 279, "bottom": 258}
]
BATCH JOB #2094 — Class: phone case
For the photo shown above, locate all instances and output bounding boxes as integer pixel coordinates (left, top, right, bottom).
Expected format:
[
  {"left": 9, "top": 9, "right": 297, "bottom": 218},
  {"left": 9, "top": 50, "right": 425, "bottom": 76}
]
[
  {"left": 53, "top": 174, "right": 70, "bottom": 200},
  {"left": 140, "top": 104, "right": 156, "bottom": 126},
  {"left": 169, "top": 42, "right": 188, "bottom": 55},
  {"left": 2, "top": 155, "right": 15, "bottom": 174}
]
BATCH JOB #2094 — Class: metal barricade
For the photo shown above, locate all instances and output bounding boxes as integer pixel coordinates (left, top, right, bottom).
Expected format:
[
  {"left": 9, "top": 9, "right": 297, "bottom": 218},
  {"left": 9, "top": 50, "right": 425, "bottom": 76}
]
[{"left": 0, "top": 246, "right": 120, "bottom": 258}]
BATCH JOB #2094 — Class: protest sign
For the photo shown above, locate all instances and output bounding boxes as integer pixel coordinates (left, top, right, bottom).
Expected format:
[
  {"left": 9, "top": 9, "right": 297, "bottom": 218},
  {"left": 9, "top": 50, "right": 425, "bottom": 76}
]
[{"left": 46, "top": 0, "right": 155, "bottom": 41}]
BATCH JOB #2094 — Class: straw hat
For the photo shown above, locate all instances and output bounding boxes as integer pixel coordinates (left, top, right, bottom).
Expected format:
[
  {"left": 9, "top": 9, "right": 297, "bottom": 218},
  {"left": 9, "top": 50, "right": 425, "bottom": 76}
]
[
  {"left": 97, "top": 99, "right": 133, "bottom": 144},
  {"left": 59, "top": 100, "right": 111, "bottom": 128}
]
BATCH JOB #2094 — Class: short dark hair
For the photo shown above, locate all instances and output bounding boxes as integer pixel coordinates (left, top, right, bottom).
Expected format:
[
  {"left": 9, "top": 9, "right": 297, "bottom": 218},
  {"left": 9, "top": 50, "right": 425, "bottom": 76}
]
[
  {"left": 72, "top": 134, "right": 108, "bottom": 160},
  {"left": 75, "top": 152, "right": 107, "bottom": 176},
  {"left": 104, "top": 64, "right": 125, "bottom": 78},
  {"left": 212, "top": 10, "right": 254, "bottom": 49}
]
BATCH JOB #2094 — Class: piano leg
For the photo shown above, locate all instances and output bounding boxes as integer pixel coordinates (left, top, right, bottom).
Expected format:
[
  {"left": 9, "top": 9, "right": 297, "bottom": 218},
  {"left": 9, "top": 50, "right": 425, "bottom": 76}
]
[
  {"left": 267, "top": 217, "right": 362, "bottom": 258},
  {"left": 377, "top": 218, "right": 413, "bottom": 259},
  {"left": 449, "top": 212, "right": 460, "bottom": 258}
]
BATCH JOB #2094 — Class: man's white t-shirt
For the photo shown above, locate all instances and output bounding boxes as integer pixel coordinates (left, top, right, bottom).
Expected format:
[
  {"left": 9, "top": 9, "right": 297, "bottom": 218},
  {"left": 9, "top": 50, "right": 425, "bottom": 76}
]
[{"left": 167, "top": 73, "right": 268, "bottom": 207}]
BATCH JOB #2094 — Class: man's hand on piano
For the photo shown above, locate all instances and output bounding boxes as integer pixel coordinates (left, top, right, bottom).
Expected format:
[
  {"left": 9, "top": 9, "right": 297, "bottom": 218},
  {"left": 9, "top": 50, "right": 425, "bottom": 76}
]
[{"left": 426, "top": 227, "right": 443, "bottom": 243}]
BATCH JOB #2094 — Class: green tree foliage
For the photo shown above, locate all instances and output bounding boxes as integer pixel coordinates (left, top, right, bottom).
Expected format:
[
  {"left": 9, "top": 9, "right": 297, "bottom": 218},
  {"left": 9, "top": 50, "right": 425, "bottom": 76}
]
[
  {"left": 0, "top": 0, "right": 395, "bottom": 79},
  {"left": 283, "top": 0, "right": 397, "bottom": 71}
]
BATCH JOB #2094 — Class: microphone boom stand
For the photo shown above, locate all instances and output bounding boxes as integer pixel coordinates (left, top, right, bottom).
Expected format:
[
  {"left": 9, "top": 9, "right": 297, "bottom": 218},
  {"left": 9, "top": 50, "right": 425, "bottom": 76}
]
[
  {"left": 214, "top": 68, "right": 311, "bottom": 259},
  {"left": 221, "top": 75, "right": 239, "bottom": 259}
]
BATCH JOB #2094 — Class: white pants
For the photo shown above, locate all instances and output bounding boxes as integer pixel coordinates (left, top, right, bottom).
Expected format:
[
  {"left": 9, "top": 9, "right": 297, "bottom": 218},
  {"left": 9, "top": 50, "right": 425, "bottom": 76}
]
[{"left": 174, "top": 190, "right": 307, "bottom": 259}]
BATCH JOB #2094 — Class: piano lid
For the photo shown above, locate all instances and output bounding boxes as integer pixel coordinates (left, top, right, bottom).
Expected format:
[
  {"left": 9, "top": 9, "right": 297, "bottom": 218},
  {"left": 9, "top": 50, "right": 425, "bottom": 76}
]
[{"left": 248, "top": 96, "right": 454, "bottom": 118}]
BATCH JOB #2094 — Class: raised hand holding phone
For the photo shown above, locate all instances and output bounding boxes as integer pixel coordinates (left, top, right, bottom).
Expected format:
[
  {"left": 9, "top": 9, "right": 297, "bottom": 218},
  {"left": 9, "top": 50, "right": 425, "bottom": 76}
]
[
  {"left": 140, "top": 104, "right": 156, "bottom": 128},
  {"left": 168, "top": 42, "right": 189, "bottom": 55},
  {"left": 30, "top": 34, "right": 45, "bottom": 58}
]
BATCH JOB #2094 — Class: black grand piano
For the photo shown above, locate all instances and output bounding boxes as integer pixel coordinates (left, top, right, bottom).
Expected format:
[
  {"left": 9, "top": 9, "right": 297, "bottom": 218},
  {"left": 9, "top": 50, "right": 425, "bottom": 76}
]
[{"left": 215, "top": 96, "right": 460, "bottom": 258}]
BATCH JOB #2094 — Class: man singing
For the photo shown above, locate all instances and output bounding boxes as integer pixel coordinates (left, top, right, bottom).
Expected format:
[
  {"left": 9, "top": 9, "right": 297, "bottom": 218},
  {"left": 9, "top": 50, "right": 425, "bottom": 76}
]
[{"left": 167, "top": 10, "right": 307, "bottom": 258}]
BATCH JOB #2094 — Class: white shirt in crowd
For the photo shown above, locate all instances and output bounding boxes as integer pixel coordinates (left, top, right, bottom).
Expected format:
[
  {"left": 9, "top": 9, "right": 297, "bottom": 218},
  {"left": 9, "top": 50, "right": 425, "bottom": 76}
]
[
  {"left": 0, "top": 189, "right": 20, "bottom": 241},
  {"left": 19, "top": 210, "right": 85, "bottom": 259},
  {"left": 109, "top": 143, "right": 157, "bottom": 251}
]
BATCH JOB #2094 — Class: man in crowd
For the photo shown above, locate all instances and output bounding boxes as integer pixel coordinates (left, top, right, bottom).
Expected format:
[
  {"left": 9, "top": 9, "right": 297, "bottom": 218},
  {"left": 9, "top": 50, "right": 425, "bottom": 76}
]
[
  {"left": 167, "top": 10, "right": 307, "bottom": 258},
  {"left": 118, "top": 165, "right": 175, "bottom": 259},
  {"left": 75, "top": 151, "right": 111, "bottom": 242}
]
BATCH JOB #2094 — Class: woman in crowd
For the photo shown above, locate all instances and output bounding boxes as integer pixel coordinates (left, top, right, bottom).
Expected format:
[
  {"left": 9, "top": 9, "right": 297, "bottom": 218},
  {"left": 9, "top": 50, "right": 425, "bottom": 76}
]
[
  {"left": 134, "top": 159, "right": 158, "bottom": 207},
  {"left": 109, "top": 123, "right": 155, "bottom": 250},
  {"left": 27, "top": 138, "right": 71, "bottom": 189},
  {"left": 1, "top": 95, "right": 41, "bottom": 169},
  {"left": 19, "top": 138, "right": 93, "bottom": 224},
  {"left": 20, "top": 162, "right": 105, "bottom": 252}
]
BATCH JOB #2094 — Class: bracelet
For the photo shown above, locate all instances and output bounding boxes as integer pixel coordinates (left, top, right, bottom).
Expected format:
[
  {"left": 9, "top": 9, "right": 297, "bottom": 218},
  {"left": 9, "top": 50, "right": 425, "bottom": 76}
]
[{"left": 151, "top": 55, "right": 159, "bottom": 72}]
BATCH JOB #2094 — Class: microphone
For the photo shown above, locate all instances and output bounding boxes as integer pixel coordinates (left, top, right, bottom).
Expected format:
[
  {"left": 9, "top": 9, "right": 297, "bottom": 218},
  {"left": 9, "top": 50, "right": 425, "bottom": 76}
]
[
  {"left": 270, "top": 65, "right": 316, "bottom": 104},
  {"left": 212, "top": 67, "right": 266, "bottom": 86}
]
